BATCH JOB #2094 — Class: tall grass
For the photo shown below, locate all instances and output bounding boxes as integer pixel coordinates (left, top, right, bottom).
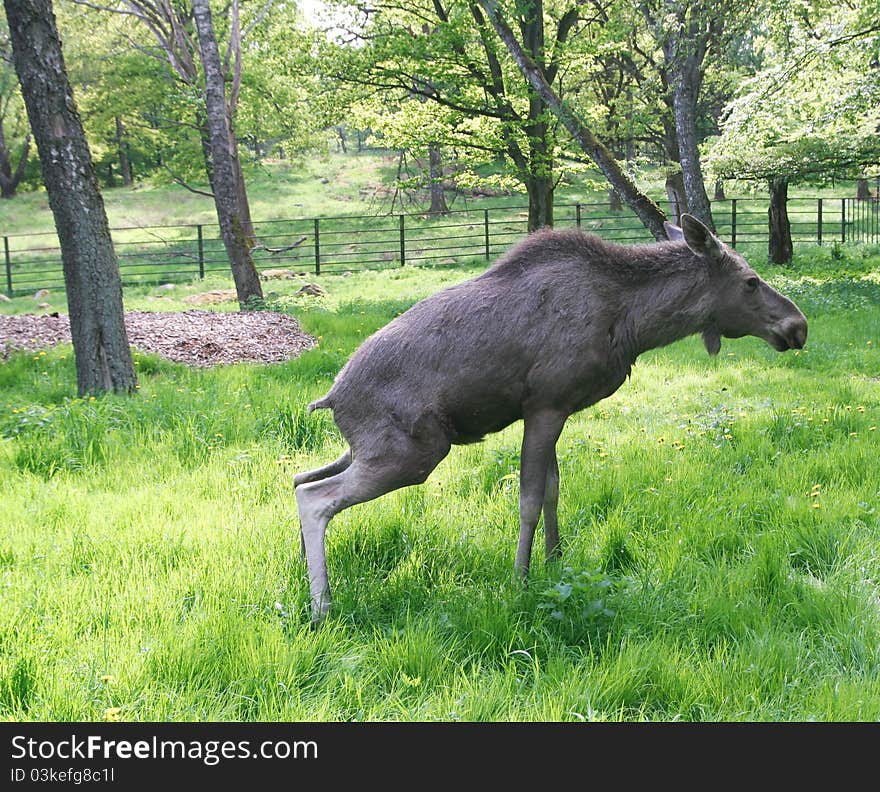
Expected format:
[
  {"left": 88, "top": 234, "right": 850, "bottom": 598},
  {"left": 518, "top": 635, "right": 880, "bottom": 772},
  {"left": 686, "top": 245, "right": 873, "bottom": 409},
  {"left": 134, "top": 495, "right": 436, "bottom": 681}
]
[{"left": 1, "top": 247, "right": 879, "bottom": 721}]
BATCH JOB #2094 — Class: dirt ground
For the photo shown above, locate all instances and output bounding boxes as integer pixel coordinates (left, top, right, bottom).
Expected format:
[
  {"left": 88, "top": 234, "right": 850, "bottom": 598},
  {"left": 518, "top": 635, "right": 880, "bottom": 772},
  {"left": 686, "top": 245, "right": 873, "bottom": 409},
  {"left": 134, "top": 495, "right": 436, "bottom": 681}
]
[{"left": 0, "top": 310, "right": 317, "bottom": 367}]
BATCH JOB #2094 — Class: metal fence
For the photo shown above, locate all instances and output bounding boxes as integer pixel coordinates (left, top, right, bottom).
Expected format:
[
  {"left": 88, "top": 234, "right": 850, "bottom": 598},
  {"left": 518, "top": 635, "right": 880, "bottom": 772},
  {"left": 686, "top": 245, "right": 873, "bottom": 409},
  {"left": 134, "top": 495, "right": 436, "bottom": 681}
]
[{"left": 3, "top": 196, "right": 879, "bottom": 296}]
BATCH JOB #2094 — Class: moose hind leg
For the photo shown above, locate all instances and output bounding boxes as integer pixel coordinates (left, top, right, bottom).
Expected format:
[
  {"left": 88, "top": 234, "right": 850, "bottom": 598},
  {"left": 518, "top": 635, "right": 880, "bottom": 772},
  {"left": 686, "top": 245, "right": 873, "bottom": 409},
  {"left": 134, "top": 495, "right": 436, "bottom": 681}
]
[
  {"left": 294, "top": 449, "right": 352, "bottom": 488},
  {"left": 543, "top": 451, "right": 561, "bottom": 563},
  {"left": 295, "top": 438, "right": 449, "bottom": 623}
]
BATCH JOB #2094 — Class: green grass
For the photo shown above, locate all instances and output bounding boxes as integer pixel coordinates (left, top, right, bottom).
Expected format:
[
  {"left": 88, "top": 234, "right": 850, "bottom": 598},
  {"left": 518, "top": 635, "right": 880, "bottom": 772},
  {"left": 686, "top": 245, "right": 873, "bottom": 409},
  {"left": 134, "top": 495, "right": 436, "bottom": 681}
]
[{"left": 2, "top": 243, "right": 879, "bottom": 721}]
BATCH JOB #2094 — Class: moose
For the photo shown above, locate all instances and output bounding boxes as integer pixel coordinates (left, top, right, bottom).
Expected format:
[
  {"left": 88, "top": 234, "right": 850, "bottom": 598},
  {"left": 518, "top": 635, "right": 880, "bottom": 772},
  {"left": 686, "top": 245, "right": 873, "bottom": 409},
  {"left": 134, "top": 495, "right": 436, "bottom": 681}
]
[{"left": 295, "top": 214, "right": 808, "bottom": 623}]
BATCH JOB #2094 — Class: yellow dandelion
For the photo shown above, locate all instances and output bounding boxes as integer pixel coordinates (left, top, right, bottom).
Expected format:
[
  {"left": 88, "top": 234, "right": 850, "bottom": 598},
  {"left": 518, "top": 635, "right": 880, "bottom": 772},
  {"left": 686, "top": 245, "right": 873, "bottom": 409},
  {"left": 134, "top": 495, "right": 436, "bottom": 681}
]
[
  {"left": 811, "top": 503, "right": 821, "bottom": 510},
  {"left": 850, "top": 432, "right": 858, "bottom": 437},
  {"left": 857, "top": 406, "right": 865, "bottom": 413},
  {"left": 102, "top": 707, "right": 122, "bottom": 722},
  {"left": 870, "top": 426, "right": 876, "bottom": 432},
  {"left": 99, "top": 674, "right": 114, "bottom": 683}
]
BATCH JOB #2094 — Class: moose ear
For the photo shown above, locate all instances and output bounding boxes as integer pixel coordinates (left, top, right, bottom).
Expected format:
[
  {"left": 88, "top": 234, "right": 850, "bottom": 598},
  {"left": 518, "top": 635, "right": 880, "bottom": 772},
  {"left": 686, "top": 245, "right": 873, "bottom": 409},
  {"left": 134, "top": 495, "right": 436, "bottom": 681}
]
[
  {"left": 664, "top": 221, "right": 684, "bottom": 242},
  {"left": 703, "top": 329, "right": 721, "bottom": 356},
  {"left": 681, "top": 214, "right": 723, "bottom": 260}
]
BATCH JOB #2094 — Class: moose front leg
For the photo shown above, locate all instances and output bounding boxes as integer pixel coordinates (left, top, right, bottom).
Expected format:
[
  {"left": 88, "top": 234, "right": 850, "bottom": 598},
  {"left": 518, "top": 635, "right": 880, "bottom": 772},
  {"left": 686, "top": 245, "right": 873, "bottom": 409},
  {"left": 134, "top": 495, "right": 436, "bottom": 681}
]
[
  {"left": 515, "top": 410, "right": 566, "bottom": 580},
  {"left": 543, "top": 451, "right": 561, "bottom": 563}
]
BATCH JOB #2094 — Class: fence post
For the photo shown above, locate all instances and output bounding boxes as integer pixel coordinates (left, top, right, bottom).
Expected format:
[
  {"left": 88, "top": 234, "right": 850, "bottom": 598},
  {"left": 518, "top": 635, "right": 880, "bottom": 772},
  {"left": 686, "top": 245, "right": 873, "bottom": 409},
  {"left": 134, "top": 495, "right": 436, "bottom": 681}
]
[
  {"left": 313, "top": 218, "right": 320, "bottom": 275},
  {"left": 817, "top": 199, "right": 823, "bottom": 245},
  {"left": 731, "top": 199, "right": 737, "bottom": 248},
  {"left": 841, "top": 198, "right": 846, "bottom": 243},
  {"left": 399, "top": 214, "right": 405, "bottom": 266},
  {"left": 4, "top": 236, "right": 11, "bottom": 296},
  {"left": 576, "top": 203, "right": 582, "bottom": 228},
  {"left": 196, "top": 224, "right": 205, "bottom": 278},
  {"left": 484, "top": 209, "right": 490, "bottom": 260}
]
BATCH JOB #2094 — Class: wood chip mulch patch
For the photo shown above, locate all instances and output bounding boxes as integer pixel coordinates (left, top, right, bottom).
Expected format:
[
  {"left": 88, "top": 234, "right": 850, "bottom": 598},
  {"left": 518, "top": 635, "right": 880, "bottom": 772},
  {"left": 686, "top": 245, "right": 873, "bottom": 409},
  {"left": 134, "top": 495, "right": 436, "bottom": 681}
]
[{"left": 0, "top": 310, "right": 317, "bottom": 367}]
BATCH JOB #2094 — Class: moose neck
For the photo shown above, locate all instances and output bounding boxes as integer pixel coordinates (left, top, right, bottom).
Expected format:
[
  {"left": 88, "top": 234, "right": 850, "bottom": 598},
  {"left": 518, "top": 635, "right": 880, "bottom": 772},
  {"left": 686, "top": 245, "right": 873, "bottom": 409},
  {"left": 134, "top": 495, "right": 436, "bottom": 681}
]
[{"left": 616, "top": 257, "right": 714, "bottom": 361}]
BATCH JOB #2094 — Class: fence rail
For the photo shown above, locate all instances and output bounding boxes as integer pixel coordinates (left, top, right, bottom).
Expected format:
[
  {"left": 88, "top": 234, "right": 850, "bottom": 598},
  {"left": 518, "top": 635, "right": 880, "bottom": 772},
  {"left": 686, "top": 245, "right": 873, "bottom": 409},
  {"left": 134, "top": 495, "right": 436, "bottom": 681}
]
[{"left": 3, "top": 196, "right": 879, "bottom": 296}]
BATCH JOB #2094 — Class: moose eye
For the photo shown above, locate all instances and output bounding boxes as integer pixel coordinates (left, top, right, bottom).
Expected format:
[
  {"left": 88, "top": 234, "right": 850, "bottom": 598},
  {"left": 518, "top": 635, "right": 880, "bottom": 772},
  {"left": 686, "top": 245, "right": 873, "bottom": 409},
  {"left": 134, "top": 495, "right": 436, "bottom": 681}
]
[{"left": 746, "top": 277, "right": 759, "bottom": 291}]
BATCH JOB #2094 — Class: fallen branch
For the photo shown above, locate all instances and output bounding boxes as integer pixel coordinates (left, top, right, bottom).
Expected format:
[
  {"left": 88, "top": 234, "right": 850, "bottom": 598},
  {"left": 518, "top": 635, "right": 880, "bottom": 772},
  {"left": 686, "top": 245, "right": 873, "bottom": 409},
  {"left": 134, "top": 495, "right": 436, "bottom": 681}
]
[{"left": 252, "top": 235, "right": 308, "bottom": 255}]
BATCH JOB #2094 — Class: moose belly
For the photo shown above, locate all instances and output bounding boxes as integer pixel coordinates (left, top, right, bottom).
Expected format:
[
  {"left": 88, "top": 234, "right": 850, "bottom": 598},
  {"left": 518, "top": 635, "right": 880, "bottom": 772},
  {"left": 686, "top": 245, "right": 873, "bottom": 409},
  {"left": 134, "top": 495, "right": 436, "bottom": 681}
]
[{"left": 446, "top": 395, "right": 523, "bottom": 445}]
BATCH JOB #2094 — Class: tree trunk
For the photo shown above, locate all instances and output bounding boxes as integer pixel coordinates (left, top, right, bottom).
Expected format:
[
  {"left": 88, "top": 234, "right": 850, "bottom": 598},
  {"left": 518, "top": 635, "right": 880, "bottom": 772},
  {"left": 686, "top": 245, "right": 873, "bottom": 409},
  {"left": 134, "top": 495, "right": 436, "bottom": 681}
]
[
  {"left": 115, "top": 116, "right": 132, "bottom": 186},
  {"left": 0, "top": 117, "right": 29, "bottom": 198},
  {"left": 609, "top": 189, "right": 622, "bottom": 211},
  {"left": 4, "top": 0, "right": 136, "bottom": 395},
  {"left": 525, "top": 102, "right": 554, "bottom": 230},
  {"left": 427, "top": 143, "right": 449, "bottom": 215},
  {"left": 476, "top": 0, "right": 668, "bottom": 239},
  {"left": 714, "top": 179, "right": 726, "bottom": 201},
  {"left": 768, "top": 177, "right": 792, "bottom": 265},
  {"left": 230, "top": 127, "right": 255, "bottom": 241},
  {"left": 664, "top": 170, "right": 687, "bottom": 225},
  {"left": 670, "top": 75, "right": 714, "bottom": 231},
  {"left": 857, "top": 177, "right": 870, "bottom": 201},
  {"left": 196, "top": 113, "right": 215, "bottom": 190},
  {"left": 525, "top": 174, "right": 553, "bottom": 230},
  {"left": 191, "top": 0, "right": 262, "bottom": 307}
]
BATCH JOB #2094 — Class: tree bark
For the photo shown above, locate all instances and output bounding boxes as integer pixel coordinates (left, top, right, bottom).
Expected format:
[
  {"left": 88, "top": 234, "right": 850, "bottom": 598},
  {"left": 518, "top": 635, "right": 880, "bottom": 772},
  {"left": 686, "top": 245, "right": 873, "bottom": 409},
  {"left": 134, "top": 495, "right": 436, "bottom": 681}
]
[
  {"left": 520, "top": 2, "right": 553, "bottom": 231},
  {"left": 665, "top": 170, "right": 687, "bottom": 224},
  {"left": 768, "top": 176, "right": 792, "bottom": 265},
  {"left": 670, "top": 74, "right": 714, "bottom": 230},
  {"left": 714, "top": 179, "right": 726, "bottom": 201},
  {"left": 427, "top": 143, "right": 449, "bottom": 215},
  {"left": 115, "top": 116, "right": 132, "bottom": 186},
  {"left": 524, "top": 173, "right": 553, "bottom": 230},
  {"left": 477, "top": 0, "right": 668, "bottom": 240},
  {"left": 609, "top": 189, "right": 622, "bottom": 212},
  {"left": 191, "top": 0, "right": 262, "bottom": 307},
  {"left": 4, "top": 0, "right": 136, "bottom": 394},
  {"left": 0, "top": 117, "right": 29, "bottom": 198},
  {"left": 857, "top": 177, "right": 870, "bottom": 201}
]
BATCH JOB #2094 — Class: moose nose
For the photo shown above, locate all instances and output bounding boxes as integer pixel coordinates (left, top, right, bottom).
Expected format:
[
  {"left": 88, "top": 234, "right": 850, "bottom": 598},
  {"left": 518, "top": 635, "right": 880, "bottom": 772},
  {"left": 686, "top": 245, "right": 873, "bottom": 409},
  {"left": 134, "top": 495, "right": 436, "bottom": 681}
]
[{"left": 788, "top": 318, "right": 808, "bottom": 350}]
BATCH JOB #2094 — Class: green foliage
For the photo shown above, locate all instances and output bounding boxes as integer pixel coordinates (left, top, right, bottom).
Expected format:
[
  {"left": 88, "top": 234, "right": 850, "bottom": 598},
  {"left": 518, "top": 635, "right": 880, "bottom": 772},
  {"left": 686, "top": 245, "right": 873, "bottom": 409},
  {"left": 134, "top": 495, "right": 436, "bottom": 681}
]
[{"left": 705, "top": 2, "right": 880, "bottom": 185}]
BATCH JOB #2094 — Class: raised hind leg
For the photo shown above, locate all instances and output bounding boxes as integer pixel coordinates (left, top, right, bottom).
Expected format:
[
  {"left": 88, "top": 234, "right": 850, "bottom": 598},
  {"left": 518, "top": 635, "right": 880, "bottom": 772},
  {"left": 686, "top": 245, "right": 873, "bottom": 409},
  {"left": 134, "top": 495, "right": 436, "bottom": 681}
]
[
  {"left": 295, "top": 435, "right": 449, "bottom": 623},
  {"left": 294, "top": 449, "right": 352, "bottom": 488},
  {"left": 294, "top": 450, "right": 353, "bottom": 558}
]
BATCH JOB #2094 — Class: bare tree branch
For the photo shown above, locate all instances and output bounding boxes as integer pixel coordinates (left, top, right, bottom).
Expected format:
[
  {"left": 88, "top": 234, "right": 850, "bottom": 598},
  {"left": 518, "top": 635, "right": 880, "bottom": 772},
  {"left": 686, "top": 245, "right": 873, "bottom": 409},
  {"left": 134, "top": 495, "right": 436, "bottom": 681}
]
[{"left": 161, "top": 163, "right": 215, "bottom": 197}]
